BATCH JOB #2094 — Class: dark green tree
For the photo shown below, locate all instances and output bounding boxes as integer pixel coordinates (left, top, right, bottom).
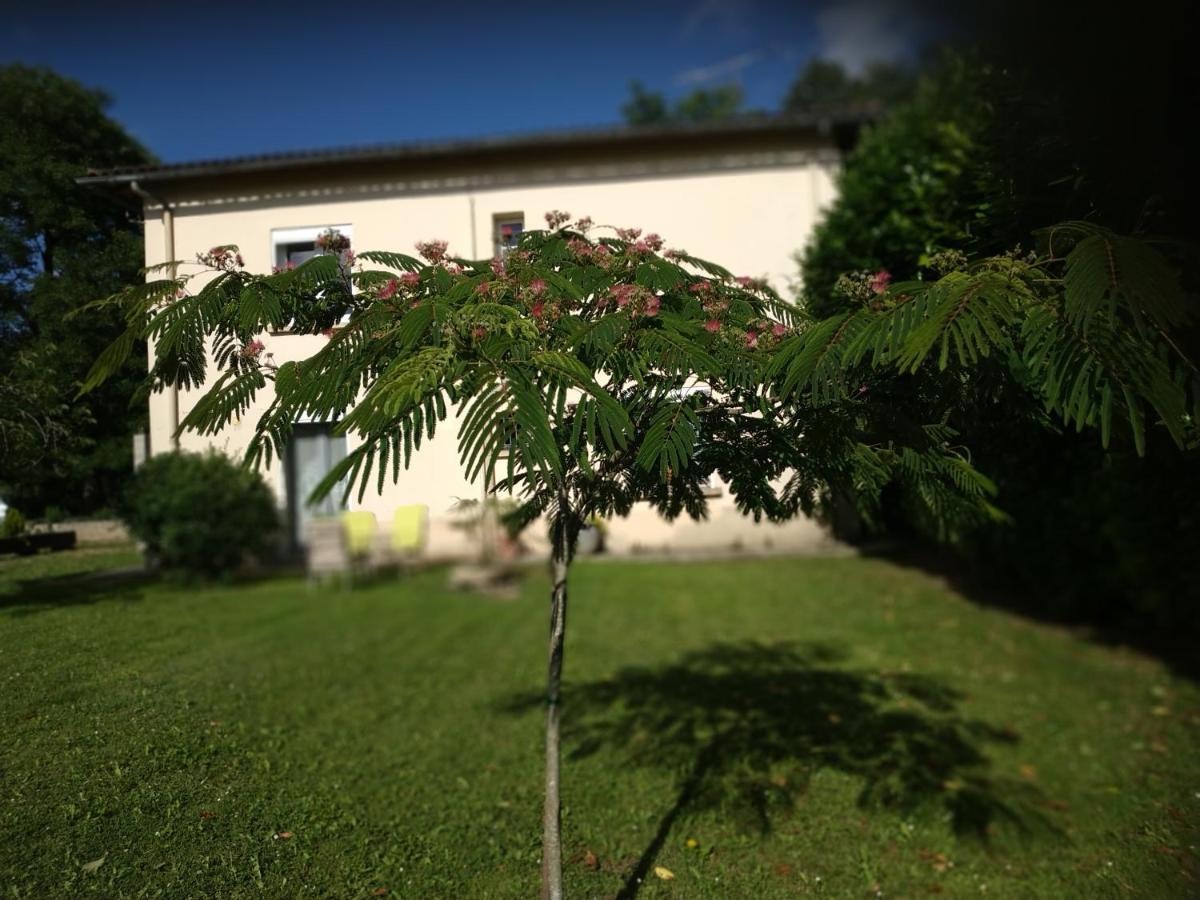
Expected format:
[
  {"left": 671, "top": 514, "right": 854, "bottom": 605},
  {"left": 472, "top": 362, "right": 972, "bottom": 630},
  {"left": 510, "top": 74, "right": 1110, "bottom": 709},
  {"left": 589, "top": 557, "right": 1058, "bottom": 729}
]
[
  {"left": 783, "top": 58, "right": 916, "bottom": 116},
  {"left": 796, "top": 40, "right": 1200, "bottom": 639},
  {"left": 0, "top": 64, "right": 152, "bottom": 515},
  {"left": 620, "top": 80, "right": 744, "bottom": 125}
]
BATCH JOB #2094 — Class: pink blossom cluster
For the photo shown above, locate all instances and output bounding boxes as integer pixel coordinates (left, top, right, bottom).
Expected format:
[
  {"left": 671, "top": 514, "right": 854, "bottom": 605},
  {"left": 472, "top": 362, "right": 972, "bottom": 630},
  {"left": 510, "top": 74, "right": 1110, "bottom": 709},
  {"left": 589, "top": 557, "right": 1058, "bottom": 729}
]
[
  {"left": 271, "top": 259, "right": 297, "bottom": 274},
  {"left": 663, "top": 248, "right": 687, "bottom": 261},
  {"left": 415, "top": 239, "right": 449, "bottom": 263},
  {"left": 601, "top": 283, "right": 660, "bottom": 318},
  {"left": 615, "top": 227, "right": 641, "bottom": 241},
  {"left": 544, "top": 210, "right": 571, "bottom": 229},
  {"left": 200, "top": 246, "right": 244, "bottom": 270},
  {"left": 870, "top": 269, "right": 892, "bottom": 294},
  {"left": 240, "top": 339, "right": 265, "bottom": 359},
  {"left": 378, "top": 270, "right": 424, "bottom": 305},
  {"left": 740, "top": 318, "right": 789, "bottom": 350},
  {"left": 314, "top": 229, "right": 351, "bottom": 253},
  {"left": 566, "top": 239, "right": 613, "bottom": 268},
  {"left": 735, "top": 275, "right": 768, "bottom": 292},
  {"left": 573, "top": 216, "right": 594, "bottom": 233}
]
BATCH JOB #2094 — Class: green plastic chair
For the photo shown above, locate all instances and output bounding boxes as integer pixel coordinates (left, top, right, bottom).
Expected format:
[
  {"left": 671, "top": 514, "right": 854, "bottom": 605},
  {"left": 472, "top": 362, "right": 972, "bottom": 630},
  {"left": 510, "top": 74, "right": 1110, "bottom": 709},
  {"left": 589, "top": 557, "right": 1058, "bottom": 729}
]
[
  {"left": 341, "top": 511, "right": 377, "bottom": 559},
  {"left": 391, "top": 504, "right": 427, "bottom": 556}
]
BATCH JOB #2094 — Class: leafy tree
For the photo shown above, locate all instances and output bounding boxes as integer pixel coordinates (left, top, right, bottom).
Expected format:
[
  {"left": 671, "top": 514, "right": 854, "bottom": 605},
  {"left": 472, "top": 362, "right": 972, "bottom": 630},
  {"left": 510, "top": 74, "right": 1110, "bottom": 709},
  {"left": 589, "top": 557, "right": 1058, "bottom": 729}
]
[
  {"left": 783, "top": 58, "right": 916, "bottom": 116},
  {"left": 620, "top": 80, "right": 744, "bottom": 125},
  {"left": 0, "top": 64, "right": 152, "bottom": 515},
  {"left": 797, "top": 38, "right": 1200, "bottom": 638},
  {"left": 83, "top": 214, "right": 1002, "bottom": 897},
  {"left": 797, "top": 57, "right": 988, "bottom": 317}
]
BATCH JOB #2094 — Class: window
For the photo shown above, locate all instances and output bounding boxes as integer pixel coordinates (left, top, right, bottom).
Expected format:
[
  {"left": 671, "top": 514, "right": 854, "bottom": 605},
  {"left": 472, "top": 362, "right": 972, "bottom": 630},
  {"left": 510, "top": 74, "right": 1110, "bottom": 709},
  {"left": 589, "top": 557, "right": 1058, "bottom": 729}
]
[
  {"left": 284, "top": 422, "right": 348, "bottom": 549},
  {"left": 493, "top": 214, "right": 524, "bottom": 257},
  {"left": 271, "top": 224, "right": 353, "bottom": 271}
]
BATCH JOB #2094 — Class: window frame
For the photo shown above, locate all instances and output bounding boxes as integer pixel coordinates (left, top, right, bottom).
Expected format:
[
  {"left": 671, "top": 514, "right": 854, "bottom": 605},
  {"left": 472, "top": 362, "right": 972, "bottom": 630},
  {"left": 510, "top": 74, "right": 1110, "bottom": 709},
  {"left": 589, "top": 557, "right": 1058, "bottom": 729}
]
[{"left": 492, "top": 213, "right": 524, "bottom": 258}]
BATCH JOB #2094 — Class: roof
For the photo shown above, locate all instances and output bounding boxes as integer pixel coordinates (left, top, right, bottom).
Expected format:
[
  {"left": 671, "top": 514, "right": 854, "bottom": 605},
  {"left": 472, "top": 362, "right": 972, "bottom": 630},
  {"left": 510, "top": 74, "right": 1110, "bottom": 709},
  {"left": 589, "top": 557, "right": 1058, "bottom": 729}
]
[{"left": 77, "top": 112, "right": 871, "bottom": 186}]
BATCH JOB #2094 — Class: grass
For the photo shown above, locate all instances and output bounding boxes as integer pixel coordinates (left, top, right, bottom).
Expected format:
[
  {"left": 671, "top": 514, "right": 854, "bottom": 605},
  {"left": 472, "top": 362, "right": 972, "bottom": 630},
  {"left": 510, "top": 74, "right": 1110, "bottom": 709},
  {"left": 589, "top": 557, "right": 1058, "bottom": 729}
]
[{"left": 1, "top": 548, "right": 1197, "bottom": 898}]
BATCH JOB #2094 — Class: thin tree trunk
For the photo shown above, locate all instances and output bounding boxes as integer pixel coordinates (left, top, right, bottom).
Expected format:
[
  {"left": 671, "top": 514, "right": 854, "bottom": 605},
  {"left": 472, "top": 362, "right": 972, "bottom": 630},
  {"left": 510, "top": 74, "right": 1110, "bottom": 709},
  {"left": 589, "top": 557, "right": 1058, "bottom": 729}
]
[{"left": 542, "top": 495, "right": 570, "bottom": 900}]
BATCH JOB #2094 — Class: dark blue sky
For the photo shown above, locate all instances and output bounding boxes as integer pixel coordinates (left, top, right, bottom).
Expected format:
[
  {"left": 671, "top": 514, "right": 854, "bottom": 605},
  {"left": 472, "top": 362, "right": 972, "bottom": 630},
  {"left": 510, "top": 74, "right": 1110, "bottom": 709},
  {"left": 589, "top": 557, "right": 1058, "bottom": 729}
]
[{"left": 2, "top": 1, "right": 926, "bottom": 164}]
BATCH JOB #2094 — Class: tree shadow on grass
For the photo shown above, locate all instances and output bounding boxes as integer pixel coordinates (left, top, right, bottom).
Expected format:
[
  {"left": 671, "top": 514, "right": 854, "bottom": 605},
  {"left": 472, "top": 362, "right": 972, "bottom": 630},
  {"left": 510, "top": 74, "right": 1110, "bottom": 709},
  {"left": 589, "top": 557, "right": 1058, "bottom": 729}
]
[
  {"left": 503, "top": 640, "right": 1060, "bottom": 898},
  {"left": 0, "top": 566, "right": 150, "bottom": 617}
]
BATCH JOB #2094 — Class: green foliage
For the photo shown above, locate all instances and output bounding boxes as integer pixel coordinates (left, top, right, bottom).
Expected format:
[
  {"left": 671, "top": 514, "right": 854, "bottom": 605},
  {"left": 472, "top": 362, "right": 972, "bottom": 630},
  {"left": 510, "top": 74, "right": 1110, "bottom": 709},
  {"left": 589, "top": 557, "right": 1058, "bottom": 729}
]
[
  {"left": 797, "top": 57, "right": 989, "bottom": 317},
  {"left": 783, "top": 58, "right": 916, "bottom": 115},
  {"left": 118, "top": 452, "right": 278, "bottom": 579},
  {"left": 86, "top": 215, "right": 1000, "bottom": 561},
  {"left": 620, "top": 80, "right": 744, "bottom": 126},
  {"left": 1, "top": 507, "right": 25, "bottom": 539},
  {"left": 0, "top": 64, "right": 153, "bottom": 515},
  {"left": 781, "top": 227, "right": 1196, "bottom": 456},
  {"left": 796, "top": 45, "right": 1200, "bottom": 638}
]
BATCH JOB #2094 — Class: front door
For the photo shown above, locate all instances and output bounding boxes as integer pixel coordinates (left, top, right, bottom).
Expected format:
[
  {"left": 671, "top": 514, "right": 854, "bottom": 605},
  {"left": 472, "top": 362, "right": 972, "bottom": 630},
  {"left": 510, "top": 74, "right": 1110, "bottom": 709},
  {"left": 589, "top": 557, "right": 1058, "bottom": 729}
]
[{"left": 285, "top": 423, "right": 347, "bottom": 549}]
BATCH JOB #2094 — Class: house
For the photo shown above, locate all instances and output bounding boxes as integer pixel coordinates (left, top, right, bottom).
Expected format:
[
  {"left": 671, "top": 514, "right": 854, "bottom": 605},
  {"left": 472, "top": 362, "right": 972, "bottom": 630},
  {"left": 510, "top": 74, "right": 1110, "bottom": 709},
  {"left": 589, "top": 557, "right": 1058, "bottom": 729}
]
[{"left": 81, "top": 115, "right": 862, "bottom": 559}]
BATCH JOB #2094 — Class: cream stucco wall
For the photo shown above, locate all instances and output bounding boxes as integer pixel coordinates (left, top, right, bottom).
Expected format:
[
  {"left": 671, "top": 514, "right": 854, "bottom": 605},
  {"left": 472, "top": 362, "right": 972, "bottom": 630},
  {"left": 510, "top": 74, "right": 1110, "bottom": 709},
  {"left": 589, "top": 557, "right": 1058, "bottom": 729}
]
[{"left": 142, "top": 140, "right": 842, "bottom": 558}]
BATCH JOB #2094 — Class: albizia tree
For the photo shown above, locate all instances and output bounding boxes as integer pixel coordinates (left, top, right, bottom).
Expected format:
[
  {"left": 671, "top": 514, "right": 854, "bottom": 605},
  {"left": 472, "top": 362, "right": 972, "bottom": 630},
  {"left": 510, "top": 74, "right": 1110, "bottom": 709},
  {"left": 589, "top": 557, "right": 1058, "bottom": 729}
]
[{"left": 84, "top": 213, "right": 1020, "bottom": 897}]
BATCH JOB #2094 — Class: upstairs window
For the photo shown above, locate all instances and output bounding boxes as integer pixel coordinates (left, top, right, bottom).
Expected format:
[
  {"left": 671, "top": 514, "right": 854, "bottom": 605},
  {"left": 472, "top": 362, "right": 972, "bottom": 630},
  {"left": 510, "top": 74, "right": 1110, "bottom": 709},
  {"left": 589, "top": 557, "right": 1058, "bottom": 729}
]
[
  {"left": 271, "top": 224, "right": 353, "bottom": 272},
  {"left": 493, "top": 214, "right": 524, "bottom": 257}
]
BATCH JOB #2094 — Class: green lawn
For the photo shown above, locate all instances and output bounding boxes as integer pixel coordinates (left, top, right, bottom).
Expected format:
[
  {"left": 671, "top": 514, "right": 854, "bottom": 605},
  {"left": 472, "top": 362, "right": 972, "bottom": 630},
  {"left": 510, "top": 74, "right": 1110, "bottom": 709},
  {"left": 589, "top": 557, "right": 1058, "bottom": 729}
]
[{"left": 1, "top": 549, "right": 1197, "bottom": 898}]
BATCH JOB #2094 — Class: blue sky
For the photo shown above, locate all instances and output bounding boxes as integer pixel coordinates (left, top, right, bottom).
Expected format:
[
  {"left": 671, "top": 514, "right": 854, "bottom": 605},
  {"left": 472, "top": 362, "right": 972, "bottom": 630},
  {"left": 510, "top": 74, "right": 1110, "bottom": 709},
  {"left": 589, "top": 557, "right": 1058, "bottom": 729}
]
[{"left": 2, "top": 1, "right": 928, "bottom": 164}]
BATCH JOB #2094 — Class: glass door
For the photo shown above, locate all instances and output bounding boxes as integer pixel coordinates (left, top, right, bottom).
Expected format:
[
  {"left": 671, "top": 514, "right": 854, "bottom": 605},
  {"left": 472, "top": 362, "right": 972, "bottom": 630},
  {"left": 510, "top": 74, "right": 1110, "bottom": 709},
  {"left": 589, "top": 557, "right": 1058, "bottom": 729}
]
[{"left": 286, "top": 423, "right": 348, "bottom": 548}]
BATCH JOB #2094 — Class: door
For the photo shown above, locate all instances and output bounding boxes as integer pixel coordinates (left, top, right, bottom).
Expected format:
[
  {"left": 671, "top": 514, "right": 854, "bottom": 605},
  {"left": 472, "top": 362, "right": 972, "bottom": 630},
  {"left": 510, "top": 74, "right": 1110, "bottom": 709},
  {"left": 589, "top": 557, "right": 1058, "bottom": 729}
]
[{"left": 286, "top": 423, "right": 348, "bottom": 548}]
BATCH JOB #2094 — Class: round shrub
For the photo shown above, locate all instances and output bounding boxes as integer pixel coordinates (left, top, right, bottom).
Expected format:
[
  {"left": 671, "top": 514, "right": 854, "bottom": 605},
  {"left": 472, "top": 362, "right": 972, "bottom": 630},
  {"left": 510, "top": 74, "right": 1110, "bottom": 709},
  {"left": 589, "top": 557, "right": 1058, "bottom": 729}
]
[
  {"left": 1, "top": 506, "right": 26, "bottom": 538},
  {"left": 119, "top": 451, "right": 279, "bottom": 578}
]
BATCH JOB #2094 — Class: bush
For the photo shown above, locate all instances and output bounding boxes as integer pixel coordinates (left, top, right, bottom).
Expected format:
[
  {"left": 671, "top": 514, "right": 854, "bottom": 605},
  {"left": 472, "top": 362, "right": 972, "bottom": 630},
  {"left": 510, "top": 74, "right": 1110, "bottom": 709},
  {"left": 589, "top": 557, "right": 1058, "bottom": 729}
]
[
  {"left": 119, "top": 451, "right": 279, "bottom": 578},
  {"left": 1, "top": 506, "right": 25, "bottom": 538}
]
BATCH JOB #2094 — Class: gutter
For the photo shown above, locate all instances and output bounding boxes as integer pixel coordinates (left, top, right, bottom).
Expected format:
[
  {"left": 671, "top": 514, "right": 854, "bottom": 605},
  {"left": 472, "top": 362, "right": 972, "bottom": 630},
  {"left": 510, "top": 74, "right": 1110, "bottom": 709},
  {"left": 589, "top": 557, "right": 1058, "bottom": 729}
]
[{"left": 129, "top": 181, "right": 180, "bottom": 451}]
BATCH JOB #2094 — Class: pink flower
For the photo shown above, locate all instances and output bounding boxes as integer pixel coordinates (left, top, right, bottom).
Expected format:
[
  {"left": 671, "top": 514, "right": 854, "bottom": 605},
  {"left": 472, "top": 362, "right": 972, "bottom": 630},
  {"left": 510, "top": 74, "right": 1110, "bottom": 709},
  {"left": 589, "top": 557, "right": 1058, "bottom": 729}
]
[
  {"left": 416, "top": 240, "right": 449, "bottom": 263},
  {"left": 664, "top": 248, "right": 686, "bottom": 260},
  {"left": 772, "top": 322, "right": 788, "bottom": 337},
  {"left": 400, "top": 271, "right": 420, "bottom": 286},
  {"left": 491, "top": 256, "right": 506, "bottom": 277},
  {"left": 241, "top": 339, "right": 265, "bottom": 359},
  {"left": 378, "top": 278, "right": 400, "bottom": 300},
  {"left": 744, "top": 330, "right": 759, "bottom": 349},
  {"left": 644, "top": 233, "right": 663, "bottom": 251},
  {"left": 529, "top": 278, "right": 546, "bottom": 296},
  {"left": 633, "top": 240, "right": 650, "bottom": 254},
  {"left": 544, "top": 210, "right": 571, "bottom": 229},
  {"left": 234, "top": 253, "right": 245, "bottom": 268},
  {"left": 644, "top": 295, "right": 661, "bottom": 317},
  {"left": 531, "top": 301, "right": 545, "bottom": 318},
  {"left": 616, "top": 227, "right": 642, "bottom": 241},
  {"left": 573, "top": 216, "right": 594, "bottom": 233},
  {"left": 870, "top": 269, "right": 892, "bottom": 294},
  {"left": 704, "top": 319, "right": 721, "bottom": 333},
  {"left": 471, "top": 325, "right": 488, "bottom": 340}
]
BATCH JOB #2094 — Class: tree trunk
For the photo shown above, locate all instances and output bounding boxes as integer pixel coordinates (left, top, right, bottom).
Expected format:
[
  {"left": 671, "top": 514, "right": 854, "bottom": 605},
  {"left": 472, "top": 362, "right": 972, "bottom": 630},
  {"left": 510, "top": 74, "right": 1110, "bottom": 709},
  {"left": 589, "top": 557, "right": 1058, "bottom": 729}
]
[{"left": 541, "top": 498, "right": 570, "bottom": 900}]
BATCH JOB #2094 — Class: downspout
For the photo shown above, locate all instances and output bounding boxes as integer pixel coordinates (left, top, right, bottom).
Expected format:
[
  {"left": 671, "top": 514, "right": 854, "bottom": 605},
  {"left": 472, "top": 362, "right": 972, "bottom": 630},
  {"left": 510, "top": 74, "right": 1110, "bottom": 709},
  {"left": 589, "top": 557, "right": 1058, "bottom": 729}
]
[{"left": 129, "top": 181, "right": 180, "bottom": 451}]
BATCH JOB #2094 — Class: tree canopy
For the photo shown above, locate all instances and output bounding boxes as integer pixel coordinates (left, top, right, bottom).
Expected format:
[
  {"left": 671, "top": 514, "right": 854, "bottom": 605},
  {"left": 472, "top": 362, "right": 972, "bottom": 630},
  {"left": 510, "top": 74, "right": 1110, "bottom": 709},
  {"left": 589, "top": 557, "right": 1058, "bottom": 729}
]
[{"left": 0, "top": 64, "right": 153, "bottom": 513}]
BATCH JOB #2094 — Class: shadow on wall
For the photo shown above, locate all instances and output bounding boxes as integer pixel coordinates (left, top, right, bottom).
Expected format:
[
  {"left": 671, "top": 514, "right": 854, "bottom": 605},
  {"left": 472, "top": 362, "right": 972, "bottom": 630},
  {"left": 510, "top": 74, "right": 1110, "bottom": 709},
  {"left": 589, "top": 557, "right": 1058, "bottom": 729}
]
[{"left": 502, "top": 640, "right": 1058, "bottom": 898}]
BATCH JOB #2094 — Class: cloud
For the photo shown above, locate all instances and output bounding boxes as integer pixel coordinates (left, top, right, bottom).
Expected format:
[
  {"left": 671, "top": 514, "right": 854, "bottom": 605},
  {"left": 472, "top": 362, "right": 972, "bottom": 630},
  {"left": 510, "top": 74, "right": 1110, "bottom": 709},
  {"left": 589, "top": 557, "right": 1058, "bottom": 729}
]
[
  {"left": 814, "top": 0, "right": 920, "bottom": 73},
  {"left": 674, "top": 49, "right": 764, "bottom": 86}
]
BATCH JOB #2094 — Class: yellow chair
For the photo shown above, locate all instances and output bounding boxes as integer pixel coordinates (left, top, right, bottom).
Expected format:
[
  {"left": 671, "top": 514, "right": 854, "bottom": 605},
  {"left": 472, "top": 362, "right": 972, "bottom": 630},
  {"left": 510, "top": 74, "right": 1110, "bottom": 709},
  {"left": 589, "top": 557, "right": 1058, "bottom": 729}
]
[
  {"left": 391, "top": 504, "right": 427, "bottom": 557},
  {"left": 341, "top": 511, "right": 378, "bottom": 560}
]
